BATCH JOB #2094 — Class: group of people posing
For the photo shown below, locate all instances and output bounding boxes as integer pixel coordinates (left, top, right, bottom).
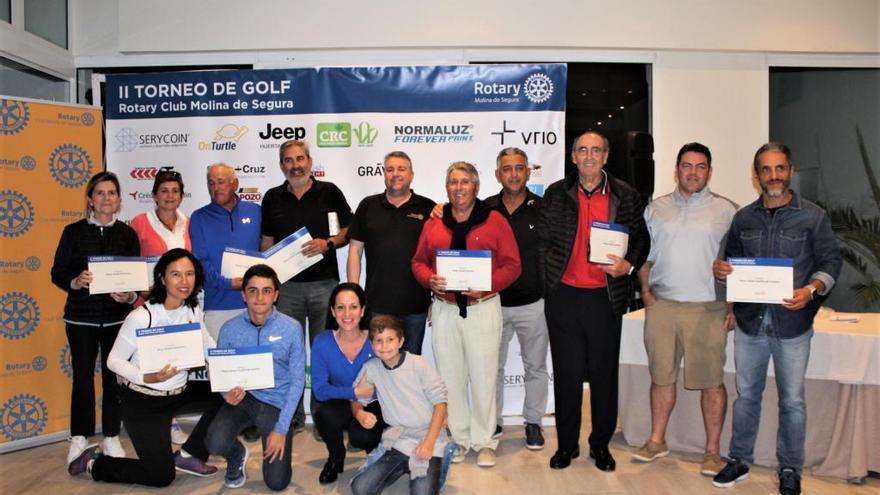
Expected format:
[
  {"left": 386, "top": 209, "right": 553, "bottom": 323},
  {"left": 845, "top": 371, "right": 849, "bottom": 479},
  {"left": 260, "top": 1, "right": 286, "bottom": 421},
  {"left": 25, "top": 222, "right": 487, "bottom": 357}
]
[{"left": 53, "top": 132, "right": 840, "bottom": 495}]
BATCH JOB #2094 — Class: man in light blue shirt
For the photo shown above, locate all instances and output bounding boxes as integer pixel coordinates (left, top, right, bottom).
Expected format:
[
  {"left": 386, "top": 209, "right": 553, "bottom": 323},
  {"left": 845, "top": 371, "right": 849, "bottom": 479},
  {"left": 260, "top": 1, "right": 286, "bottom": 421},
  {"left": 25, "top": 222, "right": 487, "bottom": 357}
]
[{"left": 633, "top": 143, "right": 737, "bottom": 477}]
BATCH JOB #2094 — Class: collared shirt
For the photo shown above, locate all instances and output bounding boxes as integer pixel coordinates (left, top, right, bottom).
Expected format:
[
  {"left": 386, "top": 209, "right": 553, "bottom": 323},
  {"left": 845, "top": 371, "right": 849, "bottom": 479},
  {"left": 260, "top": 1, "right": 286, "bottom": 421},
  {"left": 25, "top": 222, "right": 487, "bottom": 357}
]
[
  {"left": 645, "top": 187, "right": 737, "bottom": 302},
  {"left": 724, "top": 191, "right": 842, "bottom": 338},
  {"left": 561, "top": 173, "right": 610, "bottom": 289},
  {"left": 348, "top": 191, "right": 435, "bottom": 314},
  {"left": 261, "top": 178, "right": 353, "bottom": 282},
  {"left": 484, "top": 189, "right": 543, "bottom": 307}
]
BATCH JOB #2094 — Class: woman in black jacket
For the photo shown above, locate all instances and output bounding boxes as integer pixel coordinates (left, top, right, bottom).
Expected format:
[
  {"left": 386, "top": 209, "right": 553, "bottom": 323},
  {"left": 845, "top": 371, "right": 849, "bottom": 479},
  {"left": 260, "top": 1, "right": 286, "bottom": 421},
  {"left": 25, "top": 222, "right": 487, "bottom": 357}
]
[{"left": 51, "top": 171, "right": 140, "bottom": 466}]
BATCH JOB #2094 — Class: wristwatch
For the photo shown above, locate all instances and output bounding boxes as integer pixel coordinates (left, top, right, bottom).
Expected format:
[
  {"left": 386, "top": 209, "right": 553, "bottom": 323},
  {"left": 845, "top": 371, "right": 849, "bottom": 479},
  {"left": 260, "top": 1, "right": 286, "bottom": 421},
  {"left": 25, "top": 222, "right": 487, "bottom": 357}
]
[
  {"left": 326, "top": 239, "right": 336, "bottom": 251},
  {"left": 805, "top": 285, "right": 817, "bottom": 299}
]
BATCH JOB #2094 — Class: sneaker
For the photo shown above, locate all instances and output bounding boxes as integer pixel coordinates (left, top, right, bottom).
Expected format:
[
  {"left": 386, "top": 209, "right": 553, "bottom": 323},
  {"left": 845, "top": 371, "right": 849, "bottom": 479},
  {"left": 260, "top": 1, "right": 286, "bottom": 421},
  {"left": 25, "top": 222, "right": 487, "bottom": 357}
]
[
  {"left": 713, "top": 460, "right": 750, "bottom": 488},
  {"left": 451, "top": 444, "right": 467, "bottom": 464},
  {"left": 102, "top": 435, "right": 126, "bottom": 458},
  {"left": 224, "top": 441, "right": 250, "bottom": 488},
  {"left": 524, "top": 423, "right": 545, "bottom": 451},
  {"left": 631, "top": 440, "right": 669, "bottom": 462},
  {"left": 476, "top": 448, "right": 496, "bottom": 468},
  {"left": 174, "top": 450, "right": 218, "bottom": 477},
  {"left": 492, "top": 424, "right": 503, "bottom": 439},
  {"left": 67, "top": 435, "right": 96, "bottom": 465},
  {"left": 68, "top": 445, "right": 101, "bottom": 476},
  {"left": 701, "top": 452, "right": 725, "bottom": 476},
  {"left": 170, "top": 418, "right": 189, "bottom": 445},
  {"left": 778, "top": 468, "right": 801, "bottom": 495}
]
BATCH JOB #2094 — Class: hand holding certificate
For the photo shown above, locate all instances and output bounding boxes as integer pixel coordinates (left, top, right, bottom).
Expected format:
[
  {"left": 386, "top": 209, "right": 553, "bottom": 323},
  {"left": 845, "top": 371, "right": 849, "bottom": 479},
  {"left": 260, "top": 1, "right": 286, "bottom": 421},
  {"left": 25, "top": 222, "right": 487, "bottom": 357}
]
[
  {"left": 435, "top": 250, "right": 492, "bottom": 292},
  {"left": 136, "top": 322, "right": 205, "bottom": 373},
  {"left": 88, "top": 256, "right": 150, "bottom": 294},
  {"left": 726, "top": 257, "right": 794, "bottom": 304},
  {"left": 220, "top": 227, "right": 321, "bottom": 283},
  {"left": 589, "top": 221, "right": 629, "bottom": 265},
  {"left": 207, "top": 346, "right": 275, "bottom": 392}
]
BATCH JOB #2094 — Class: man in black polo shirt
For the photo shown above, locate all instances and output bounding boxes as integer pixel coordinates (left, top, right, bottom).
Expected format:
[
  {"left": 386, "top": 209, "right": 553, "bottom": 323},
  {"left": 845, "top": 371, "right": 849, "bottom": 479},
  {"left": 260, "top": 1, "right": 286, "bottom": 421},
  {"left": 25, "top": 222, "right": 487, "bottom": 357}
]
[
  {"left": 346, "top": 151, "right": 435, "bottom": 354},
  {"left": 485, "top": 147, "right": 549, "bottom": 451},
  {"left": 261, "top": 139, "right": 353, "bottom": 426}
]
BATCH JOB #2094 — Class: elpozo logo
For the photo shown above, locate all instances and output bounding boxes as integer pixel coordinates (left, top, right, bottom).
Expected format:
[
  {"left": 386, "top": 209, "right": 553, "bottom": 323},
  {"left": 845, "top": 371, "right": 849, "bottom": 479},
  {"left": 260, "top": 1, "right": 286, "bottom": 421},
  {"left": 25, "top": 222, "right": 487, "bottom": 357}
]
[
  {"left": 0, "top": 155, "right": 36, "bottom": 172},
  {"left": 393, "top": 124, "right": 473, "bottom": 144},
  {"left": 473, "top": 72, "right": 554, "bottom": 104},
  {"left": 0, "top": 255, "right": 41, "bottom": 274},
  {"left": 1, "top": 393, "right": 48, "bottom": 440},
  {"left": 49, "top": 144, "right": 93, "bottom": 188},
  {"left": 0, "top": 99, "right": 30, "bottom": 135},
  {"left": 115, "top": 128, "right": 190, "bottom": 152},
  {"left": 0, "top": 190, "right": 35, "bottom": 238},
  {"left": 0, "top": 292, "right": 40, "bottom": 340},
  {"left": 238, "top": 187, "right": 262, "bottom": 202},
  {"left": 199, "top": 123, "right": 248, "bottom": 151}
]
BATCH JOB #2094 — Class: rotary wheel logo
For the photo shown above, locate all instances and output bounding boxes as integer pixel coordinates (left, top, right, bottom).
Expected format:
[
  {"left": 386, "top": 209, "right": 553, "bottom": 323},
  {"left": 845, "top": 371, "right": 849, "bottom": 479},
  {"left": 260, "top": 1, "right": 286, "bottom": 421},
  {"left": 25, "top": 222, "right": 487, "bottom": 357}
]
[
  {"left": 523, "top": 73, "right": 554, "bottom": 104},
  {"left": 0, "top": 191, "right": 35, "bottom": 238},
  {"left": 0, "top": 292, "right": 40, "bottom": 340},
  {"left": 60, "top": 344, "right": 101, "bottom": 378},
  {"left": 25, "top": 256, "right": 40, "bottom": 271},
  {"left": 49, "top": 144, "right": 93, "bottom": 188},
  {"left": 81, "top": 112, "right": 96, "bottom": 127},
  {"left": 0, "top": 99, "right": 30, "bottom": 135},
  {"left": 31, "top": 356, "right": 47, "bottom": 371},
  {"left": 19, "top": 155, "right": 36, "bottom": 171},
  {"left": 1, "top": 394, "right": 48, "bottom": 440}
]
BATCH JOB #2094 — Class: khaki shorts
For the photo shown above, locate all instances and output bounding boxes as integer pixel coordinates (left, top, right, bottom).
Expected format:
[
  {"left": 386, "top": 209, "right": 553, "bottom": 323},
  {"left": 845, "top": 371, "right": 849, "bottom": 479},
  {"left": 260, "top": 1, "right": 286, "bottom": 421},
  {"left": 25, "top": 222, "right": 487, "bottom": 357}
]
[{"left": 644, "top": 299, "right": 728, "bottom": 389}]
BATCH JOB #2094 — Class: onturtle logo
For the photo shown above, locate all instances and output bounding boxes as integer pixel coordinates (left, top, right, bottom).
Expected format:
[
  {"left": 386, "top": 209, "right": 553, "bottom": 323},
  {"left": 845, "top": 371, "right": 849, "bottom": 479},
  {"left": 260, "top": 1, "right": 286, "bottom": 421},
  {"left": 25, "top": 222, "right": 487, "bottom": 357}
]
[
  {"left": 59, "top": 344, "right": 101, "bottom": 379},
  {"left": 0, "top": 394, "right": 48, "bottom": 440},
  {"left": 0, "top": 292, "right": 40, "bottom": 340},
  {"left": 81, "top": 112, "right": 96, "bottom": 127},
  {"left": 523, "top": 73, "right": 554, "bottom": 104},
  {"left": 353, "top": 122, "right": 378, "bottom": 146},
  {"left": 0, "top": 99, "right": 30, "bottom": 135},
  {"left": 31, "top": 356, "right": 47, "bottom": 372},
  {"left": 19, "top": 156, "right": 36, "bottom": 171},
  {"left": 215, "top": 123, "right": 248, "bottom": 142},
  {"left": 49, "top": 144, "right": 93, "bottom": 188},
  {"left": 0, "top": 190, "right": 35, "bottom": 238}
]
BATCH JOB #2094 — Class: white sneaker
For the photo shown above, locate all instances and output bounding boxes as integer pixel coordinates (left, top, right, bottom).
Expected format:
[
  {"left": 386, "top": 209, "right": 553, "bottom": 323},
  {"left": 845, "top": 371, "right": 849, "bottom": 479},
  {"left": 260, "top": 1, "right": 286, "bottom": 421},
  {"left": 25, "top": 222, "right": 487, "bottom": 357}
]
[
  {"left": 171, "top": 419, "right": 189, "bottom": 445},
  {"left": 67, "top": 436, "right": 96, "bottom": 465},
  {"left": 103, "top": 435, "right": 126, "bottom": 458},
  {"left": 477, "top": 448, "right": 496, "bottom": 468},
  {"left": 451, "top": 444, "right": 467, "bottom": 464}
]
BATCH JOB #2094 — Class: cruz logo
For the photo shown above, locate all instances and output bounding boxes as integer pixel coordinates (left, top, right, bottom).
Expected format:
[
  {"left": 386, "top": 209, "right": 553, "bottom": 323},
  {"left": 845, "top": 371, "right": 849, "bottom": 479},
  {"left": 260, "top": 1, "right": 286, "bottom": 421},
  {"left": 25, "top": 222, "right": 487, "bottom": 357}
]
[
  {"left": 0, "top": 292, "right": 40, "bottom": 340},
  {"left": 0, "top": 99, "right": 30, "bottom": 135},
  {"left": 1, "top": 394, "right": 48, "bottom": 440},
  {"left": 0, "top": 190, "right": 35, "bottom": 238},
  {"left": 49, "top": 144, "right": 93, "bottom": 188},
  {"left": 353, "top": 122, "right": 378, "bottom": 146},
  {"left": 317, "top": 123, "right": 351, "bottom": 147}
]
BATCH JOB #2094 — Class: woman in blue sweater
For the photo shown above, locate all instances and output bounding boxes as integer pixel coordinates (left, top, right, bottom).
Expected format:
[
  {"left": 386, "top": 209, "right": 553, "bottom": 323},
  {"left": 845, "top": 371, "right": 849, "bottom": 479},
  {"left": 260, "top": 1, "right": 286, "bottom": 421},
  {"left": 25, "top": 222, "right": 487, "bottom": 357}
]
[{"left": 311, "top": 282, "right": 385, "bottom": 484}]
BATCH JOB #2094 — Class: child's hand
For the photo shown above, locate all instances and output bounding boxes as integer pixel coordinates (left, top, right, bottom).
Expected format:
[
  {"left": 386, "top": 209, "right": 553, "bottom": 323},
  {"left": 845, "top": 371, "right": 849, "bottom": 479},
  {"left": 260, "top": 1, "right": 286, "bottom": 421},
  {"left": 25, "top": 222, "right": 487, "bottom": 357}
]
[
  {"left": 354, "top": 375, "right": 375, "bottom": 399},
  {"left": 355, "top": 410, "right": 377, "bottom": 429},
  {"left": 414, "top": 438, "right": 433, "bottom": 460}
]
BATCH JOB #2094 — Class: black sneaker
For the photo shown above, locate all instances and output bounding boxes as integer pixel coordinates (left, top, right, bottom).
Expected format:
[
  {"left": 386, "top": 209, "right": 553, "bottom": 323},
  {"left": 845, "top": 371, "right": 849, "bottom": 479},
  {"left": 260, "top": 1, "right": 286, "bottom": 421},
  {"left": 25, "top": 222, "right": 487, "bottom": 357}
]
[
  {"left": 712, "top": 460, "right": 749, "bottom": 488},
  {"left": 778, "top": 468, "right": 801, "bottom": 495},
  {"left": 492, "top": 424, "right": 503, "bottom": 439},
  {"left": 224, "top": 441, "right": 249, "bottom": 489},
  {"left": 524, "top": 423, "right": 545, "bottom": 450},
  {"left": 68, "top": 445, "right": 101, "bottom": 476}
]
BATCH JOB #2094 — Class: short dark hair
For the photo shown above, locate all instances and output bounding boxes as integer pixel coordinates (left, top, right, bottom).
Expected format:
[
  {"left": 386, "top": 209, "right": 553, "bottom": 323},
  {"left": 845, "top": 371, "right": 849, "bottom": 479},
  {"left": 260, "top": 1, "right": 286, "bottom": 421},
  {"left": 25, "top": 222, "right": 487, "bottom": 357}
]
[
  {"left": 85, "top": 171, "right": 121, "bottom": 215},
  {"left": 148, "top": 248, "right": 204, "bottom": 308},
  {"left": 752, "top": 142, "right": 793, "bottom": 173},
  {"left": 326, "top": 282, "right": 368, "bottom": 330},
  {"left": 242, "top": 264, "right": 280, "bottom": 291},
  {"left": 369, "top": 314, "right": 405, "bottom": 340},
  {"left": 151, "top": 169, "right": 185, "bottom": 196},
  {"left": 676, "top": 142, "right": 712, "bottom": 168}
]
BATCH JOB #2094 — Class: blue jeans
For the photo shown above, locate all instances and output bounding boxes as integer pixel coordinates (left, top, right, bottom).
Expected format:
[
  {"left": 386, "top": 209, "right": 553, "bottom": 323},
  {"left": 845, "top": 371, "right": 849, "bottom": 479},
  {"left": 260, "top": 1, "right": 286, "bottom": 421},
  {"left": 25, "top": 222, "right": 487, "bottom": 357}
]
[
  {"left": 205, "top": 394, "right": 294, "bottom": 491},
  {"left": 729, "top": 328, "right": 813, "bottom": 474},
  {"left": 401, "top": 313, "right": 428, "bottom": 355},
  {"left": 350, "top": 448, "right": 442, "bottom": 495}
]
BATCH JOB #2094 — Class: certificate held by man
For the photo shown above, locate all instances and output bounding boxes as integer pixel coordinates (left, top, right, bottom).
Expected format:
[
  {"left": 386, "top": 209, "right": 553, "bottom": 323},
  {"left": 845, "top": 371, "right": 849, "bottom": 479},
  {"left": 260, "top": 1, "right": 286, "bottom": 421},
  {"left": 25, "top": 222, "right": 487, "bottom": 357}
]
[
  {"left": 436, "top": 250, "right": 492, "bottom": 292},
  {"left": 589, "top": 221, "right": 629, "bottom": 265},
  {"left": 726, "top": 257, "right": 794, "bottom": 304},
  {"left": 207, "top": 346, "right": 275, "bottom": 392},
  {"left": 88, "top": 256, "right": 150, "bottom": 295},
  {"left": 220, "top": 248, "right": 264, "bottom": 279},
  {"left": 136, "top": 322, "right": 205, "bottom": 373},
  {"left": 263, "top": 226, "right": 321, "bottom": 283}
]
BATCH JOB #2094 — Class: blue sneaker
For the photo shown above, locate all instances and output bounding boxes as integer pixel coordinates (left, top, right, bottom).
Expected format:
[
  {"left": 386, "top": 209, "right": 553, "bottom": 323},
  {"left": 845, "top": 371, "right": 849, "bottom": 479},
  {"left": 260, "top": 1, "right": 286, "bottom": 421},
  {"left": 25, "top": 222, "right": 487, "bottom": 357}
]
[
  {"left": 712, "top": 459, "right": 749, "bottom": 488},
  {"left": 224, "top": 441, "right": 250, "bottom": 488}
]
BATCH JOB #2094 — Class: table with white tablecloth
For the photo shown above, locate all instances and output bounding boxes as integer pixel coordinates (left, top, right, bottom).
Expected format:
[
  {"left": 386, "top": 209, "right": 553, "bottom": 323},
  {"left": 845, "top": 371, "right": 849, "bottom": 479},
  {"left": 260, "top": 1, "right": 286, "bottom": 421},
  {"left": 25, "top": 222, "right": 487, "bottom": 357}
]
[{"left": 618, "top": 308, "right": 880, "bottom": 480}]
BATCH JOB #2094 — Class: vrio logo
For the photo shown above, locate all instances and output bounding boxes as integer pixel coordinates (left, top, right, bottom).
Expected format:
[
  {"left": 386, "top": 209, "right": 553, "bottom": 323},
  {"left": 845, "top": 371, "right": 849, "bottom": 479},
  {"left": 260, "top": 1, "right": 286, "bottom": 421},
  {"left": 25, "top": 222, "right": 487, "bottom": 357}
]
[{"left": 317, "top": 123, "right": 351, "bottom": 148}]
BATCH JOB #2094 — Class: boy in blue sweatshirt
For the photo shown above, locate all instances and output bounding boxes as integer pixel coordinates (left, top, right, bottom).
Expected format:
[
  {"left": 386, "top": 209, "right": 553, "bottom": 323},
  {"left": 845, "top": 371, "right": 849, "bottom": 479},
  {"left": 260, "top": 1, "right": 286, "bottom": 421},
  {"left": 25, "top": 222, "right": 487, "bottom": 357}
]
[{"left": 205, "top": 264, "right": 305, "bottom": 491}]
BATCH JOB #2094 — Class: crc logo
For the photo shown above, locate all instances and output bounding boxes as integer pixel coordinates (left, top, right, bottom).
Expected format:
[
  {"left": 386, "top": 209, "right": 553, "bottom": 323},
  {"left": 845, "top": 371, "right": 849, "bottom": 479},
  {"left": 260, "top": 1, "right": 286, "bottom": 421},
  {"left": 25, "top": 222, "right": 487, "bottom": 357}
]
[
  {"left": 523, "top": 73, "right": 554, "bottom": 104},
  {"left": 49, "top": 144, "right": 93, "bottom": 188},
  {"left": 0, "top": 99, "right": 30, "bottom": 135},
  {"left": 0, "top": 190, "right": 35, "bottom": 238},
  {"left": 317, "top": 122, "right": 351, "bottom": 147},
  {"left": 60, "top": 343, "right": 101, "bottom": 379},
  {"left": 238, "top": 187, "right": 262, "bottom": 202},
  {"left": 0, "top": 292, "right": 40, "bottom": 340},
  {"left": 199, "top": 123, "right": 248, "bottom": 151},
  {"left": 258, "top": 123, "right": 306, "bottom": 140},
  {"left": 0, "top": 394, "right": 48, "bottom": 440},
  {"left": 353, "top": 122, "right": 378, "bottom": 146}
]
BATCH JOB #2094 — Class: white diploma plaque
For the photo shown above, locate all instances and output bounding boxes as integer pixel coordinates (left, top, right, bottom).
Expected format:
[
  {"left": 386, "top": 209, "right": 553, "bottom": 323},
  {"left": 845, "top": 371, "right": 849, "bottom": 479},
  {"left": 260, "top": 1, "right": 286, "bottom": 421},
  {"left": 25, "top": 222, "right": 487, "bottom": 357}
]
[
  {"left": 135, "top": 322, "right": 205, "bottom": 373},
  {"left": 327, "top": 212, "right": 340, "bottom": 236},
  {"left": 726, "top": 257, "right": 794, "bottom": 304},
  {"left": 145, "top": 256, "right": 160, "bottom": 287},
  {"left": 88, "top": 256, "right": 150, "bottom": 295},
  {"left": 264, "top": 227, "right": 321, "bottom": 283},
  {"left": 589, "top": 221, "right": 629, "bottom": 265},
  {"left": 207, "top": 346, "right": 275, "bottom": 392},
  {"left": 436, "top": 250, "right": 492, "bottom": 292},
  {"left": 221, "top": 248, "right": 264, "bottom": 279}
]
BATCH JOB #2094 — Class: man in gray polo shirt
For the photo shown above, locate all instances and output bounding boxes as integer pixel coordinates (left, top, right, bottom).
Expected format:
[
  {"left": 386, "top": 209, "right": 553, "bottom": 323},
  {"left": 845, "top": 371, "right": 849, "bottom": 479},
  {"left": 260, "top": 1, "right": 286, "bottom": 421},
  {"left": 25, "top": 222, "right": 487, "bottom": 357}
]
[{"left": 633, "top": 142, "right": 737, "bottom": 476}]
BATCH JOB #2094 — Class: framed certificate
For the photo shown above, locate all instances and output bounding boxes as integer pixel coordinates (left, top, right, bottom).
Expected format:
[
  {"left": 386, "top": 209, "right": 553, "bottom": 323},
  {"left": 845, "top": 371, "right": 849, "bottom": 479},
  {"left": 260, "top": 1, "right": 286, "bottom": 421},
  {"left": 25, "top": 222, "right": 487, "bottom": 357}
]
[
  {"left": 726, "top": 257, "right": 794, "bottom": 304},
  {"left": 589, "top": 221, "right": 629, "bottom": 265},
  {"left": 88, "top": 256, "right": 150, "bottom": 294},
  {"left": 263, "top": 227, "right": 321, "bottom": 283},
  {"left": 207, "top": 346, "right": 275, "bottom": 392},
  {"left": 436, "top": 250, "right": 492, "bottom": 292},
  {"left": 135, "top": 322, "right": 205, "bottom": 373}
]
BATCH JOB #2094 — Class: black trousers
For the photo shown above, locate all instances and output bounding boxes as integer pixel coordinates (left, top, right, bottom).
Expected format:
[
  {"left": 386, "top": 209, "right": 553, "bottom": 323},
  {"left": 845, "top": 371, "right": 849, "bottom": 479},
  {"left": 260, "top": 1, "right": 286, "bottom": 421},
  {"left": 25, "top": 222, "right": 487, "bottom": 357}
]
[
  {"left": 65, "top": 322, "right": 122, "bottom": 437},
  {"left": 90, "top": 381, "right": 222, "bottom": 487},
  {"left": 313, "top": 399, "right": 385, "bottom": 463},
  {"left": 545, "top": 284, "right": 622, "bottom": 452}
]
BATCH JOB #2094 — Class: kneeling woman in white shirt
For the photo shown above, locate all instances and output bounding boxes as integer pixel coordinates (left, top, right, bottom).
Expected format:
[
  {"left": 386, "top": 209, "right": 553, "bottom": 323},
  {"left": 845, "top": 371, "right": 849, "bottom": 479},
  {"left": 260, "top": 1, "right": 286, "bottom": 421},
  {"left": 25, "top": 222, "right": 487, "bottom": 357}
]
[{"left": 68, "top": 248, "right": 223, "bottom": 487}]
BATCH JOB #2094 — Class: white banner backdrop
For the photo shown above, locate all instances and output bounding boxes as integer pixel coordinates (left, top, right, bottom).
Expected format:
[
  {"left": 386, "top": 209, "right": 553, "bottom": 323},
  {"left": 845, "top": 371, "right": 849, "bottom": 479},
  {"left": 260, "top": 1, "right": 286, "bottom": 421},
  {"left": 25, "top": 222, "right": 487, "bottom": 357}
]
[{"left": 104, "top": 64, "right": 566, "bottom": 423}]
